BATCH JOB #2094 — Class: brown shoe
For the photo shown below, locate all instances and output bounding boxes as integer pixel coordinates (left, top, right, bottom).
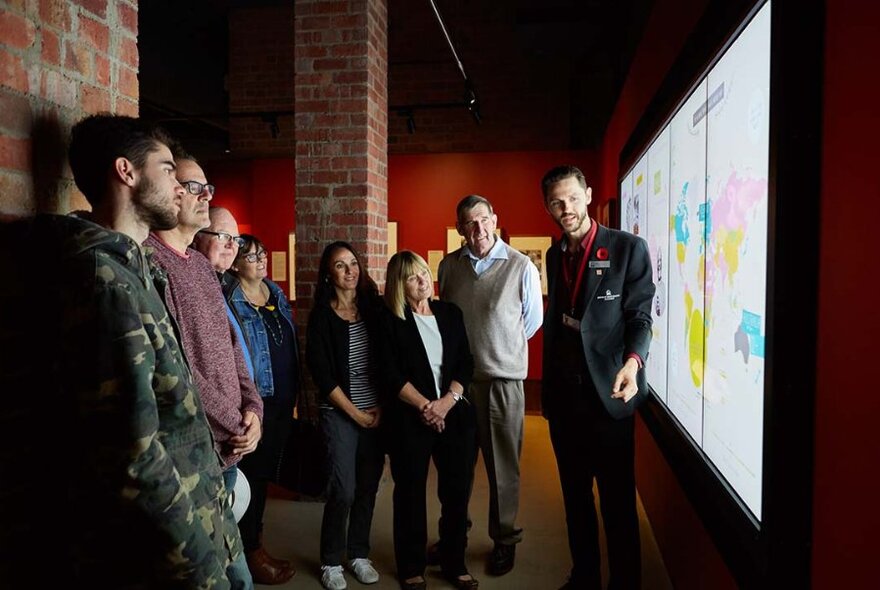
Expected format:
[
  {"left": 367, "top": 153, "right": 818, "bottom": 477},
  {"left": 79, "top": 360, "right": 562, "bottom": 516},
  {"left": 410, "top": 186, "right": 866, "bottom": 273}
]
[
  {"left": 257, "top": 535, "right": 292, "bottom": 569},
  {"left": 246, "top": 547, "right": 296, "bottom": 585}
]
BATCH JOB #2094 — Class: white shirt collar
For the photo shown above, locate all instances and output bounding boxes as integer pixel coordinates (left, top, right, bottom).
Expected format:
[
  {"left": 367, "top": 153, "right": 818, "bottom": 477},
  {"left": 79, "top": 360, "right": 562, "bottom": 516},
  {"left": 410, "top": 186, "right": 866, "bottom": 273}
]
[{"left": 461, "top": 236, "right": 507, "bottom": 262}]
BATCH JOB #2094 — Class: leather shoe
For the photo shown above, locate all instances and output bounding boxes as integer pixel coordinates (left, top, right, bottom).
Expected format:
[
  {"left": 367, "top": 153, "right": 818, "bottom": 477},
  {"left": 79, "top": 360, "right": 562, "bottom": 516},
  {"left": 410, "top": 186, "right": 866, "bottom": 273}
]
[
  {"left": 399, "top": 576, "right": 427, "bottom": 590},
  {"left": 488, "top": 543, "right": 515, "bottom": 576},
  {"left": 246, "top": 547, "right": 296, "bottom": 585},
  {"left": 444, "top": 573, "right": 479, "bottom": 589},
  {"left": 257, "top": 535, "right": 292, "bottom": 569}
]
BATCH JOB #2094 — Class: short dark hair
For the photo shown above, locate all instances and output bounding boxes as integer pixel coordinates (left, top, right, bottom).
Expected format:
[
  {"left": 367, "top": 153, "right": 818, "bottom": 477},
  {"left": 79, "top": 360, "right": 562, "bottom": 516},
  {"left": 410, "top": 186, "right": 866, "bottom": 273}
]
[
  {"left": 455, "top": 194, "right": 494, "bottom": 224},
  {"left": 541, "top": 165, "right": 588, "bottom": 200},
  {"left": 68, "top": 114, "right": 173, "bottom": 207},
  {"left": 314, "top": 241, "right": 379, "bottom": 307},
  {"left": 232, "top": 234, "right": 266, "bottom": 269}
]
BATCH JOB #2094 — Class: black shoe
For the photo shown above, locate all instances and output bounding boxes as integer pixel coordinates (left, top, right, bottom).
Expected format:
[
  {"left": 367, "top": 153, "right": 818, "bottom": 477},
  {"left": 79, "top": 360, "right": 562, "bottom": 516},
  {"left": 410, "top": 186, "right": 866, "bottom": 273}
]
[
  {"left": 488, "top": 543, "right": 515, "bottom": 576},
  {"left": 399, "top": 576, "right": 427, "bottom": 590},
  {"left": 444, "top": 572, "right": 479, "bottom": 589},
  {"left": 426, "top": 541, "right": 441, "bottom": 566}
]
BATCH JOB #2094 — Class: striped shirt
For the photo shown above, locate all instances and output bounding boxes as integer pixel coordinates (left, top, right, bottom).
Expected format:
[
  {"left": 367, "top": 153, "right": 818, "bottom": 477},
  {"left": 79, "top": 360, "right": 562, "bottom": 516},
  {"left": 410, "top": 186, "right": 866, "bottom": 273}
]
[{"left": 348, "top": 320, "right": 378, "bottom": 410}]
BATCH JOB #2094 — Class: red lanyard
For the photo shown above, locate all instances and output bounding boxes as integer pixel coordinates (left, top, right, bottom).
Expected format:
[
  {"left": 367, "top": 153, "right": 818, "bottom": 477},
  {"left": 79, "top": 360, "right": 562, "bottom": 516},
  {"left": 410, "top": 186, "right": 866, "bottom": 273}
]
[{"left": 561, "top": 220, "right": 597, "bottom": 314}]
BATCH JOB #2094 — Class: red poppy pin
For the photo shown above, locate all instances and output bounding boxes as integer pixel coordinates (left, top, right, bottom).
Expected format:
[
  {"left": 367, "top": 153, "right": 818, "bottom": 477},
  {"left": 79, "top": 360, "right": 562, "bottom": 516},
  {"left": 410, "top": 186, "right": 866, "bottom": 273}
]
[{"left": 596, "top": 247, "right": 609, "bottom": 260}]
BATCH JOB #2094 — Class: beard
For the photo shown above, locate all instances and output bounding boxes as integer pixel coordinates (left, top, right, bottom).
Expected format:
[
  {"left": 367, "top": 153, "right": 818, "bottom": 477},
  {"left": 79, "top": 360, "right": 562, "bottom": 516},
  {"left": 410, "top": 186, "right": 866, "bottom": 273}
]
[
  {"left": 556, "top": 209, "right": 588, "bottom": 235},
  {"left": 134, "top": 175, "right": 179, "bottom": 231}
]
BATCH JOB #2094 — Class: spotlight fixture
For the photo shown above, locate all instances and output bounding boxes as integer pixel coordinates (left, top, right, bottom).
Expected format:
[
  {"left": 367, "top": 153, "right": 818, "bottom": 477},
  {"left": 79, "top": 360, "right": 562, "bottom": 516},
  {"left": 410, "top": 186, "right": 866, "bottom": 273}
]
[
  {"left": 464, "top": 79, "right": 481, "bottom": 124},
  {"left": 428, "top": 0, "right": 482, "bottom": 124}
]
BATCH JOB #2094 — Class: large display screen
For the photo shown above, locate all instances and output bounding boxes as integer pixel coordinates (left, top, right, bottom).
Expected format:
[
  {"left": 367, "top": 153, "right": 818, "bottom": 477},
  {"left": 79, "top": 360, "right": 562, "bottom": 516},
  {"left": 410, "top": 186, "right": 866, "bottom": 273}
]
[{"left": 619, "top": 1, "right": 770, "bottom": 522}]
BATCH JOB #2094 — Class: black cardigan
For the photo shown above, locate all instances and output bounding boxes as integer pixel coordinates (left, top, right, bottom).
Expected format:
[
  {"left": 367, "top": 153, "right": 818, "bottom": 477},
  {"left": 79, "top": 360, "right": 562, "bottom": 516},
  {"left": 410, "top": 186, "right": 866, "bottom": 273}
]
[
  {"left": 377, "top": 299, "right": 474, "bottom": 406},
  {"left": 305, "top": 296, "right": 383, "bottom": 403}
]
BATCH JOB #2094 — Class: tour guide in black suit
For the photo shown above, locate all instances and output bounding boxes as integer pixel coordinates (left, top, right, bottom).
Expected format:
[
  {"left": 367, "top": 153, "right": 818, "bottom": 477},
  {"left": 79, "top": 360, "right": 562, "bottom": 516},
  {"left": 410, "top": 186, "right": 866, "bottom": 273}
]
[{"left": 540, "top": 165, "right": 655, "bottom": 590}]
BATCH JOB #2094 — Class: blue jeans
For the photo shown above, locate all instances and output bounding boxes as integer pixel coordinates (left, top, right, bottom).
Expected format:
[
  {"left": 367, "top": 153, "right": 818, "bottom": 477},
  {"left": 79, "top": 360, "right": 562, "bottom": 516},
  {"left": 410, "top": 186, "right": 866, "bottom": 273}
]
[
  {"left": 227, "top": 551, "right": 254, "bottom": 589},
  {"left": 319, "top": 408, "right": 386, "bottom": 565},
  {"left": 222, "top": 466, "right": 254, "bottom": 589}
]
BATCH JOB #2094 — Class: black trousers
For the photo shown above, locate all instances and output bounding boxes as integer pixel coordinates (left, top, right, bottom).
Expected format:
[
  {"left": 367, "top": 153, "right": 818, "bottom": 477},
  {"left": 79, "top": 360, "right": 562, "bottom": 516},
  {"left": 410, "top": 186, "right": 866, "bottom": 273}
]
[
  {"left": 547, "top": 384, "right": 640, "bottom": 590},
  {"left": 387, "top": 401, "right": 476, "bottom": 580},
  {"left": 238, "top": 397, "right": 293, "bottom": 552}
]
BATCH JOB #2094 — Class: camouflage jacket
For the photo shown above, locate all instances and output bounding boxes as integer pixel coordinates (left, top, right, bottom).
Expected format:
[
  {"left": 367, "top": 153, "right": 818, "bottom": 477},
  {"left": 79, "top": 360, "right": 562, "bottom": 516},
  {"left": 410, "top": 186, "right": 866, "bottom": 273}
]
[{"left": 0, "top": 214, "right": 242, "bottom": 588}]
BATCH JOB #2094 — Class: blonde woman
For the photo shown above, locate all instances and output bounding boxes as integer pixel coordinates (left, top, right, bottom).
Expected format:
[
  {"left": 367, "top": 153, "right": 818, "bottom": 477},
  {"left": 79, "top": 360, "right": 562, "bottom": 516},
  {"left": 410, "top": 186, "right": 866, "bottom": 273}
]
[{"left": 379, "top": 251, "right": 478, "bottom": 590}]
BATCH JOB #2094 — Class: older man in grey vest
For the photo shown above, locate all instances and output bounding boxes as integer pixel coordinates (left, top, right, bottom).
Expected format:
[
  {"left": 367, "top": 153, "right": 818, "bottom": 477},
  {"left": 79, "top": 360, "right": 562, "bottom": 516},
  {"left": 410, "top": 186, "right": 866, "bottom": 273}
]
[{"left": 437, "top": 194, "right": 543, "bottom": 576}]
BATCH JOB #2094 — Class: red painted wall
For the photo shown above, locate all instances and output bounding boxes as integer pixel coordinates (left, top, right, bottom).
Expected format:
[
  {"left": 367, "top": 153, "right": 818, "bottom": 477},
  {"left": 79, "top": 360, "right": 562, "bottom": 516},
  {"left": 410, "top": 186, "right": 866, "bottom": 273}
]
[
  {"left": 208, "top": 150, "right": 596, "bottom": 380},
  {"left": 388, "top": 150, "right": 597, "bottom": 380},
  {"left": 812, "top": 0, "right": 880, "bottom": 585}
]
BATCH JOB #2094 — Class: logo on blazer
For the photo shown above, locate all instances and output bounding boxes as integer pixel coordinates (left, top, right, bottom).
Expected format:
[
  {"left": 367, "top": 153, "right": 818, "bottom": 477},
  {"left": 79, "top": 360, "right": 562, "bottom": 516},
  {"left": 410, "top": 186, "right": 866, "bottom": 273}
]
[{"left": 597, "top": 289, "right": 621, "bottom": 301}]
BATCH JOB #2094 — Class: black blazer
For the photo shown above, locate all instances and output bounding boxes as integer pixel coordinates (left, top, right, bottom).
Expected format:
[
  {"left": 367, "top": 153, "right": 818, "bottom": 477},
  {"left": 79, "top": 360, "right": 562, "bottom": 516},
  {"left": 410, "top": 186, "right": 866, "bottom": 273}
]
[
  {"left": 378, "top": 300, "right": 474, "bottom": 410},
  {"left": 542, "top": 224, "right": 655, "bottom": 419}
]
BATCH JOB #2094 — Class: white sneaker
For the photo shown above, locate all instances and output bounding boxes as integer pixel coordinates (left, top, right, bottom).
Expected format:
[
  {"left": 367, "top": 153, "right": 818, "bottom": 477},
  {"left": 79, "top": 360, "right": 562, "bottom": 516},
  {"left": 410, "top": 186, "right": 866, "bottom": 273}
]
[
  {"left": 321, "top": 564, "right": 347, "bottom": 590},
  {"left": 348, "top": 558, "right": 380, "bottom": 584}
]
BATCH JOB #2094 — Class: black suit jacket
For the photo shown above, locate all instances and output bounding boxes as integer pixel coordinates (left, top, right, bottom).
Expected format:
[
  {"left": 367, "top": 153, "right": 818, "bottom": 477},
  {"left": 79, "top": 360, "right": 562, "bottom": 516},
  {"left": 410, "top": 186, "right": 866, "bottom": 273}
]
[
  {"left": 378, "top": 300, "right": 474, "bottom": 411},
  {"left": 542, "top": 223, "right": 655, "bottom": 420}
]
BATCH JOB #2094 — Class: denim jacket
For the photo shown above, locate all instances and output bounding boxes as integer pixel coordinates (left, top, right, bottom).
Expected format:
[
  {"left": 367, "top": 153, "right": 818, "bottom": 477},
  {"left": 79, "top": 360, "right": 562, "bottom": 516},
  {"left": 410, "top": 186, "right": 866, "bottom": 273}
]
[{"left": 224, "top": 276, "right": 298, "bottom": 398}]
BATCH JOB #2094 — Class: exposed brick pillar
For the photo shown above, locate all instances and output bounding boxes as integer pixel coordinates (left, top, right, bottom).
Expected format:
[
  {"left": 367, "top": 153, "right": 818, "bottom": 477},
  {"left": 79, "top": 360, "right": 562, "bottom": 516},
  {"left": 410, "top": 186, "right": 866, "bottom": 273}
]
[
  {"left": 228, "top": 5, "right": 296, "bottom": 157},
  {"left": 294, "top": 0, "right": 388, "bottom": 323},
  {"left": 0, "top": 0, "right": 139, "bottom": 219}
]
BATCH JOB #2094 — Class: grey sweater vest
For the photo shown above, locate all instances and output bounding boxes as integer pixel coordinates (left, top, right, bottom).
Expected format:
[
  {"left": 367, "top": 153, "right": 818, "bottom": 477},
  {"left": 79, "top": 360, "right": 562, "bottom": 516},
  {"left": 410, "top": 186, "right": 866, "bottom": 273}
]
[{"left": 438, "top": 242, "right": 530, "bottom": 380}]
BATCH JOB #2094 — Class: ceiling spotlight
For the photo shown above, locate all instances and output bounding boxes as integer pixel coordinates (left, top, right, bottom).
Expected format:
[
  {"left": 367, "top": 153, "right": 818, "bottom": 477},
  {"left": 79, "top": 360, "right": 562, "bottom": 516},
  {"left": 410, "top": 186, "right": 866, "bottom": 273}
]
[{"left": 464, "top": 80, "right": 481, "bottom": 124}]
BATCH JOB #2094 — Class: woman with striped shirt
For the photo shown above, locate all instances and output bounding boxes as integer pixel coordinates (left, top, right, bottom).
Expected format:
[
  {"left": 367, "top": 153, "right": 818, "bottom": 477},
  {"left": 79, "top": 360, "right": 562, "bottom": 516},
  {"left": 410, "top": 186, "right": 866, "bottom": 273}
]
[{"left": 307, "top": 241, "right": 386, "bottom": 590}]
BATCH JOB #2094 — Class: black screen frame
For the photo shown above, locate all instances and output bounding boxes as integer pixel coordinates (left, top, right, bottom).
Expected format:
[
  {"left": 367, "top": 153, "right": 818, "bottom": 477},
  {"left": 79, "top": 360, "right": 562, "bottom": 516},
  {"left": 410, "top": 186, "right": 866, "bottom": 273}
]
[{"left": 618, "top": 0, "right": 823, "bottom": 585}]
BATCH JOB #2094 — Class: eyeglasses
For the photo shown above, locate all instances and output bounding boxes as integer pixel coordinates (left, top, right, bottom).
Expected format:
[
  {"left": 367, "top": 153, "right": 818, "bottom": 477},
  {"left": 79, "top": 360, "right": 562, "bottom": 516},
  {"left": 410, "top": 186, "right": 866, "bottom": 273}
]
[
  {"left": 242, "top": 250, "right": 268, "bottom": 263},
  {"left": 180, "top": 180, "right": 216, "bottom": 197},
  {"left": 198, "top": 230, "right": 245, "bottom": 247}
]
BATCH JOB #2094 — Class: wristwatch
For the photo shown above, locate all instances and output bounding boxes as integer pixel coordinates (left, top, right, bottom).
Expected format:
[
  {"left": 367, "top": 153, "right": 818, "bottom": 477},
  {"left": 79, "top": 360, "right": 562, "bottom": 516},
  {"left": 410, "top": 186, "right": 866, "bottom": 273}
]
[{"left": 450, "top": 390, "right": 463, "bottom": 403}]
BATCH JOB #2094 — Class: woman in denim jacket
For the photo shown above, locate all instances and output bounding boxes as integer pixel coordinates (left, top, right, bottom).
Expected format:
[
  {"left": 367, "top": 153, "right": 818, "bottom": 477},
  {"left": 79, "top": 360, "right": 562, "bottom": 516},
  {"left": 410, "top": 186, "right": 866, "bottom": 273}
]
[{"left": 224, "top": 234, "right": 300, "bottom": 585}]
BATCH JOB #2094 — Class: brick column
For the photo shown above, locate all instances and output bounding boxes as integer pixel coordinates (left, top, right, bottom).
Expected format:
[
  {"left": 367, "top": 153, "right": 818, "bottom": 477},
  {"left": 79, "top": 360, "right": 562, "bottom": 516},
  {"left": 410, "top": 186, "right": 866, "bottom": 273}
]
[
  {"left": 0, "top": 0, "right": 139, "bottom": 219},
  {"left": 294, "top": 0, "right": 388, "bottom": 322}
]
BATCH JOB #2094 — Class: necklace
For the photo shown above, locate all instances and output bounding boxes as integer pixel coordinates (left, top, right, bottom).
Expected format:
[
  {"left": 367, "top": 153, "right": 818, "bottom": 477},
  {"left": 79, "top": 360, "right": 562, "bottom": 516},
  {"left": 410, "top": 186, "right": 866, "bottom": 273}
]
[
  {"left": 259, "top": 305, "right": 284, "bottom": 347},
  {"left": 244, "top": 283, "right": 284, "bottom": 346},
  {"left": 332, "top": 299, "right": 360, "bottom": 322}
]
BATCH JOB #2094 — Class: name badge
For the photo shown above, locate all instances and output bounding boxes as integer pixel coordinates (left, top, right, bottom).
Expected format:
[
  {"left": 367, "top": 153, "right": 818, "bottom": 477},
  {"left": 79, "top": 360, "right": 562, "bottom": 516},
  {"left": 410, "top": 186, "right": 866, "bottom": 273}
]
[
  {"left": 562, "top": 313, "right": 581, "bottom": 331},
  {"left": 589, "top": 260, "right": 610, "bottom": 268}
]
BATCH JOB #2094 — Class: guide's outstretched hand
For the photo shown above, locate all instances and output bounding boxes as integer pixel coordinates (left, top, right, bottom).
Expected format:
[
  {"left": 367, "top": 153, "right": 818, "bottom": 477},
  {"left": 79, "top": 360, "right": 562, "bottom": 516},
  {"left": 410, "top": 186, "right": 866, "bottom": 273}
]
[{"left": 611, "top": 357, "right": 640, "bottom": 403}]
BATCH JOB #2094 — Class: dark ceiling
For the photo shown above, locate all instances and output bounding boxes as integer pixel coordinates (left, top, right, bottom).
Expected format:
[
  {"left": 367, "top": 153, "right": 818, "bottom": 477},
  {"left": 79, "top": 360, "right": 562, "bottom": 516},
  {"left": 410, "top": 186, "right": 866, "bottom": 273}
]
[{"left": 139, "top": 0, "right": 653, "bottom": 160}]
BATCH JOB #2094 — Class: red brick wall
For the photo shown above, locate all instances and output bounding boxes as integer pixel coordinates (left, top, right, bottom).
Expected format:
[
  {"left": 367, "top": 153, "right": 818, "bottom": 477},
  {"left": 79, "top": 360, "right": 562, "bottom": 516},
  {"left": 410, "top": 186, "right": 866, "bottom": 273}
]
[
  {"left": 0, "top": 0, "right": 138, "bottom": 219},
  {"left": 293, "top": 0, "right": 388, "bottom": 322},
  {"left": 227, "top": 5, "right": 296, "bottom": 157}
]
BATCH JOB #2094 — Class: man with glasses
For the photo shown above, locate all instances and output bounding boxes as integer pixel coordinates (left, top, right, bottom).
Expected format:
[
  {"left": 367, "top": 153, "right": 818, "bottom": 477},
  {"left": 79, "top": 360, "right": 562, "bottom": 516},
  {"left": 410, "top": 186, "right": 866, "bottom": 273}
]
[
  {"left": 193, "top": 207, "right": 247, "bottom": 274},
  {"left": 146, "top": 154, "right": 264, "bottom": 589},
  {"left": 193, "top": 207, "right": 255, "bottom": 379}
]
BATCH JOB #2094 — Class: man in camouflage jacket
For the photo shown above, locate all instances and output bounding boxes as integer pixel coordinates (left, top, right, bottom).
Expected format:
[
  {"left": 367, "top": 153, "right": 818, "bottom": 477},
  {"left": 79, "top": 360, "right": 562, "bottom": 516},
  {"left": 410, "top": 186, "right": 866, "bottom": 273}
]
[{"left": 0, "top": 116, "right": 244, "bottom": 588}]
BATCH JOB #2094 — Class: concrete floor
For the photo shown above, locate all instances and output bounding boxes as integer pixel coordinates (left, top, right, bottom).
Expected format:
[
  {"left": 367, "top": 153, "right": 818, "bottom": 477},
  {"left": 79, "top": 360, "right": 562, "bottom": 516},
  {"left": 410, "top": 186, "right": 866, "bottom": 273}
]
[{"left": 258, "top": 415, "right": 673, "bottom": 589}]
